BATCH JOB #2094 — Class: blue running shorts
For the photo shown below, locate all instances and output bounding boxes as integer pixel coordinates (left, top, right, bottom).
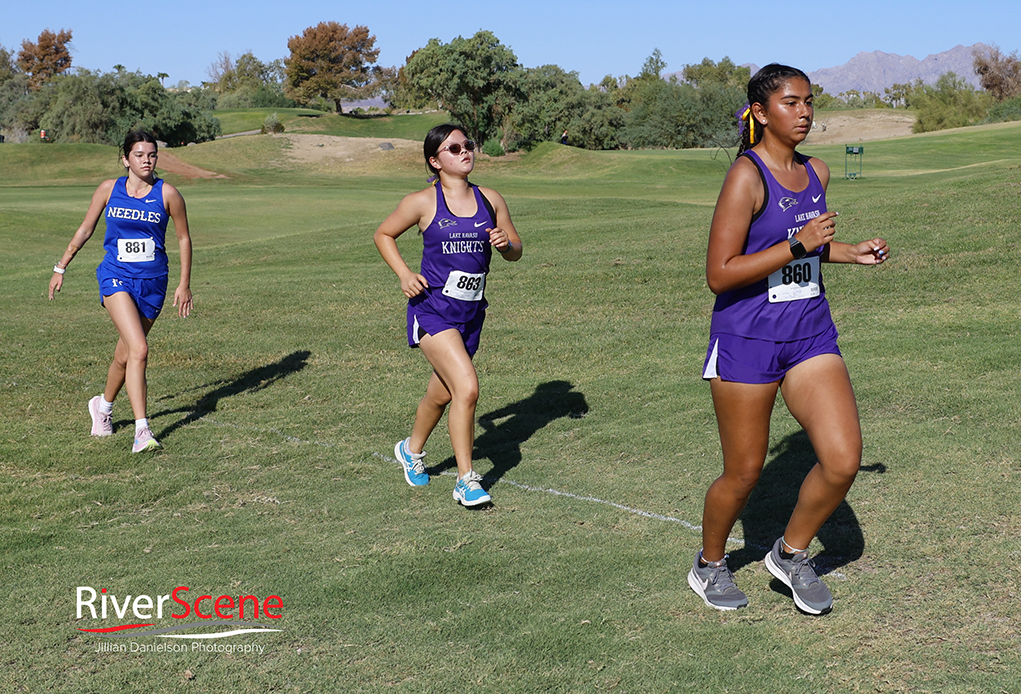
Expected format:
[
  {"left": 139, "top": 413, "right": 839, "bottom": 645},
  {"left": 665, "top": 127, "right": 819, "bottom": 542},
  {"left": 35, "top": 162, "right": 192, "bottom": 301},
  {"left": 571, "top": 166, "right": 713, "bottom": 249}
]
[{"left": 96, "top": 268, "right": 168, "bottom": 321}]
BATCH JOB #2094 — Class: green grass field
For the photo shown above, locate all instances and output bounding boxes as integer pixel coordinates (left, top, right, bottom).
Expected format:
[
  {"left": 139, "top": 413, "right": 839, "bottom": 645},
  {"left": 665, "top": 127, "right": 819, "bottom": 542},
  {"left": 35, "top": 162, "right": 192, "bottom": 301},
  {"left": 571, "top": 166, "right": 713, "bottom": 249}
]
[{"left": 1, "top": 117, "right": 1020, "bottom": 693}]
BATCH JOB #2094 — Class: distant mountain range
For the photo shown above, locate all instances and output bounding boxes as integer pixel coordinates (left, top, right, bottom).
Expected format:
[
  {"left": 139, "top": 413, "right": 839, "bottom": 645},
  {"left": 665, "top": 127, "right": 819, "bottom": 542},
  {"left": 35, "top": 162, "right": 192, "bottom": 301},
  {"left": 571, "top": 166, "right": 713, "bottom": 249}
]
[
  {"left": 807, "top": 43, "right": 989, "bottom": 94},
  {"left": 738, "top": 44, "right": 989, "bottom": 96},
  {"left": 664, "top": 44, "right": 988, "bottom": 96}
]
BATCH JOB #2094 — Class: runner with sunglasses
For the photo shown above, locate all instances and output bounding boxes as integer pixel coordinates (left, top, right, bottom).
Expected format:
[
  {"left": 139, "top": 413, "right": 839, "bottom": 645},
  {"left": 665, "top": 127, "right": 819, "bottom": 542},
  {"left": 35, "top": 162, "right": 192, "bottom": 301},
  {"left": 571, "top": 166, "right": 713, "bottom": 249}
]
[{"left": 374, "top": 124, "right": 522, "bottom": 506}]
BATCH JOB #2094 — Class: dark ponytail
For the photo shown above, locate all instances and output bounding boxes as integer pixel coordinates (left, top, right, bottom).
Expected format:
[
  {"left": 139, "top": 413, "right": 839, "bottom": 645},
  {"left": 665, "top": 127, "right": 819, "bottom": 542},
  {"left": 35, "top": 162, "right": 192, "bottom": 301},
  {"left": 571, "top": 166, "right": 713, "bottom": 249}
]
[{"left": 737, "top": 64, "right": 810, "bottom": 154}]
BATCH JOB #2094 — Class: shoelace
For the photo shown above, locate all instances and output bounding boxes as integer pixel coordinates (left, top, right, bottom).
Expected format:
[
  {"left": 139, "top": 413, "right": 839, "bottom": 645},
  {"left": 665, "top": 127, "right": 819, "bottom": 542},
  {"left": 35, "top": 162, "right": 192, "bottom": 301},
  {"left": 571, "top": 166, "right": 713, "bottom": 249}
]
[
  {"left": 401, "top": 444, "right": 426, "bottom": 473},
  {"left": 460, "top": 471, "right": 484, "bottom": 490},
  {"left": 708, "top": 565, "right": 738, "bottom": 589},
  {"left": 788, "top": 554, "right": 820, "bottom": 585}
]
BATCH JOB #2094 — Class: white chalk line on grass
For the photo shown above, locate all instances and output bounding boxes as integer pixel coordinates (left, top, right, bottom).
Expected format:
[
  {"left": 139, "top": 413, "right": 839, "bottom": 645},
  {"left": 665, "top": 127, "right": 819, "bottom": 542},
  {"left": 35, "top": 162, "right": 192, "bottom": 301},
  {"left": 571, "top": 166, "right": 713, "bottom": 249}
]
[
  {"left": 372, "top": 452, "right": 746, "bottom": 544},
  {"left": 199, "top": 417, "right": 849, "bottom": 578},
  {"left": 199, "top": 415, "right": 744, "bottom": 549},
  {"left": 199, "top": 418, "right": 852, "bottom": 577}
]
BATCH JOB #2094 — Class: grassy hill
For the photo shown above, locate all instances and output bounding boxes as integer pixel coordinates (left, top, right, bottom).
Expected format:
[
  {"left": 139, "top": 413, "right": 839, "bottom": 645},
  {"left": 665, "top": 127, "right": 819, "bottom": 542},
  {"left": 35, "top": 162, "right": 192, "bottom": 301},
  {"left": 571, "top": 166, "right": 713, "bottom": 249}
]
[{"left": 213, "top": 108, "right": 450, "bottom": 138}]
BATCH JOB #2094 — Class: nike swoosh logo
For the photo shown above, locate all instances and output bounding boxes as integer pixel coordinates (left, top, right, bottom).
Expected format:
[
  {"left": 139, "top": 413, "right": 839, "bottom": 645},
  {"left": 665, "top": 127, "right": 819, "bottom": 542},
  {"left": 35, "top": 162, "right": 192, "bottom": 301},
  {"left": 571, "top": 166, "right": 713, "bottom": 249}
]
[
  {"left": 812, "top": 195, "right": 822, "bottom": 203},
  {"left": 474, "top": 222, "right": 487, "bottom": 228},
  {"left": 144, "top": 199, "right": 157, "bottom": 203},
  {"left": 700, "top": 578, "right": 710, "bottom": 590}
]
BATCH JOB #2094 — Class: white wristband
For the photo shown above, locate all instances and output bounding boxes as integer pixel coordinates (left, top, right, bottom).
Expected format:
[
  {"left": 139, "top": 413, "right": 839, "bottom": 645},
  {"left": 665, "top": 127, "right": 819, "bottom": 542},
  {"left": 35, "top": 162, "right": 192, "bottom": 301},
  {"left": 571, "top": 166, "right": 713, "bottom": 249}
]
[{"left": 53, "top": 264, "right": 66, "bottom": 274}]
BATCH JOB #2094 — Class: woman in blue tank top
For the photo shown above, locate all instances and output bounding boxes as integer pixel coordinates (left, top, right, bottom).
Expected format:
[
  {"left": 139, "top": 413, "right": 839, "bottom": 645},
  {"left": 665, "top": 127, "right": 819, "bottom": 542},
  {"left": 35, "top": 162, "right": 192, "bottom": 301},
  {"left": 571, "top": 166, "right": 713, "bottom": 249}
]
[
  {"left": 48, "top": 130, "right": 193, "bottom": 453},
  {"left": 688, "top": 65, "right": 890, "bottom": 614},
  {"left": 375, "top": 124, "right": 522, "bottom": 507}
]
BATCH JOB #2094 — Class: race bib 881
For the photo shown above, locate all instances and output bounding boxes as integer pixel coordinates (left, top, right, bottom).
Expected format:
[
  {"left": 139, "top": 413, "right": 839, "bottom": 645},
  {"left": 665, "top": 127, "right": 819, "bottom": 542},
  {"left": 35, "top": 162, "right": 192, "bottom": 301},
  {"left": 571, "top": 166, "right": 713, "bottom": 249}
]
[{"left": 117, "top": 238, "right": 156, "bottom": 263}]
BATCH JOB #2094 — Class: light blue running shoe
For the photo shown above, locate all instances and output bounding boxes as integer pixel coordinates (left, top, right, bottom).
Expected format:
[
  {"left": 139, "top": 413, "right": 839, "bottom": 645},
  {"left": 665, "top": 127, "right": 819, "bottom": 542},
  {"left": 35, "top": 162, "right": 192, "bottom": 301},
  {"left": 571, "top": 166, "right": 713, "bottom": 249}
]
[
  {"left": 394, "top": 438, "right": 429, "bottom": 486},
  {"left": 453, "top": 470, "right": 491, "bottom": 507}
]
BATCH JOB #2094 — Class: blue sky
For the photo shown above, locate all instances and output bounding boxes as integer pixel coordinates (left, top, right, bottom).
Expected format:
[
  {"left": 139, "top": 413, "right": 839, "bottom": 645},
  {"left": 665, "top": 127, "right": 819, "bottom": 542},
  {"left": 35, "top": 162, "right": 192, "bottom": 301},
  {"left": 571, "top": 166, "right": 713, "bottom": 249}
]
[{"left": 4, "top": 0, "right": 1019, "bottom": 88}]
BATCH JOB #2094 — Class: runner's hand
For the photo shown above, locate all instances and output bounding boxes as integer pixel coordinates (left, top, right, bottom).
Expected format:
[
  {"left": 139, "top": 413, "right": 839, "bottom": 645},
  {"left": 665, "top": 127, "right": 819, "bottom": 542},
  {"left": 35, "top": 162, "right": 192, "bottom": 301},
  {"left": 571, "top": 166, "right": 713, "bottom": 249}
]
[
  {"left": 400, "top": 272, "right": 429, "bottom": 299},
  {"left": 48, "top": 273, "right": 63, "bottom": 300}
]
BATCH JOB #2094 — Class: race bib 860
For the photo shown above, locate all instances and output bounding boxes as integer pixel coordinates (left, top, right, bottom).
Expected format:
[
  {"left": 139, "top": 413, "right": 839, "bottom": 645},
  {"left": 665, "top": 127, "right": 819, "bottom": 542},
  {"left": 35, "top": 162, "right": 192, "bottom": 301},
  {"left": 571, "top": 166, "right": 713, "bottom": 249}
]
[{"left": 768, "top": 256, "right": 820, "bottom": 303}]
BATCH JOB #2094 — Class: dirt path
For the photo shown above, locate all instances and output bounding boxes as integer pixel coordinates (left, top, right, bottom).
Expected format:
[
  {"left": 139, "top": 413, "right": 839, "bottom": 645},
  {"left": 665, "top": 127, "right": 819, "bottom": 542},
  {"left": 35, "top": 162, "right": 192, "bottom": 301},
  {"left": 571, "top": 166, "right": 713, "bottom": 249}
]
[
  {"left": 277, "top": 133, "right": 420, "bottom": 163},
  {"left": 157, "top": 151, "right": 229, "bottom": 179},
  {"left": 806, "top": 111, "right": 916, "bottom": 145}
]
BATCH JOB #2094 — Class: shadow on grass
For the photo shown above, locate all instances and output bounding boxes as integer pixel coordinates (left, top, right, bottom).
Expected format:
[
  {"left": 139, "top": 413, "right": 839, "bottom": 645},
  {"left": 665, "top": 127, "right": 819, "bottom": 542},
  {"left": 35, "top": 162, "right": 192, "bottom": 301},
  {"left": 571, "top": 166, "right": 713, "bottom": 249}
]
[
  {"left": 726, "top": 429, "right": 886, "bottom": 576},
  {"left": 428, "top": 380, "right": 589, "bottom": 486},
  {"left": 150, "top": 350, "right": 311, "bottom": 442}
]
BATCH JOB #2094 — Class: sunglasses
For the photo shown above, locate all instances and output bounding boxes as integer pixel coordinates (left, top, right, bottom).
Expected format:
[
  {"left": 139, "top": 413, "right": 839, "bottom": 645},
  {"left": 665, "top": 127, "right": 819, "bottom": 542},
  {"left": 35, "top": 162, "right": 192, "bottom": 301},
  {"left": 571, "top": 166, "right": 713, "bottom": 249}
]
[{"left": 438, "top": 140, "right": 476, "bottom": 155}]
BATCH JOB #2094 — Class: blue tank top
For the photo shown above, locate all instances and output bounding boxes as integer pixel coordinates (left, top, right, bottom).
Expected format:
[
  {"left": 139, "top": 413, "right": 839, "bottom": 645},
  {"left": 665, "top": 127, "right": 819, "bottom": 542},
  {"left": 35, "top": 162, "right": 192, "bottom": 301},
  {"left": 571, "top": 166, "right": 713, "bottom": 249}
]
[
  {"left": 709, "top": 150, "right": 835, "bottom": 341},
  {"left": 97, "top": 177, "right": 170, "bottom": 279},
  {"left": 410, "top": 182, "right": 494, "bottom": 322}
]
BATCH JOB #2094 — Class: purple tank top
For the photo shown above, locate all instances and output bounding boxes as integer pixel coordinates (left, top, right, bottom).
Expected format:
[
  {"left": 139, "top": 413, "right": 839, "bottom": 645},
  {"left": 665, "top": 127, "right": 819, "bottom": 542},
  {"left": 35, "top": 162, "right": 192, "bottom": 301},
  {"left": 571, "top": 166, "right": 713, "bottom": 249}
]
[
  {"left": 411, "top": 182, "right": 494, "bottom": 322},
  {"left": 709, "top": 150, "right": 835, "bottom": 341}
]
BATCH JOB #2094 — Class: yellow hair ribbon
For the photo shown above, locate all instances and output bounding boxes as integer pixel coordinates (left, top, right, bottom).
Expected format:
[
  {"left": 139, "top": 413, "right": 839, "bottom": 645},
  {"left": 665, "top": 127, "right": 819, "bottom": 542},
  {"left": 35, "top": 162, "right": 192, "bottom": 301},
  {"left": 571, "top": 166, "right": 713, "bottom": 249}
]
[{"left": 741, "top": 106, "right": 755, "bottom": 144}]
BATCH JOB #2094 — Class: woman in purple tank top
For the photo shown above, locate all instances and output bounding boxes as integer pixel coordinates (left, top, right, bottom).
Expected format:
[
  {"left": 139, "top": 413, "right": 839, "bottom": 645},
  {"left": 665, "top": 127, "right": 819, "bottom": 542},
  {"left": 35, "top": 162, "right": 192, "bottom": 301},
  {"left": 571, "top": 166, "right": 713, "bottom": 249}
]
[
  {"left": 688, "top": 65, "right": 890, "bottom": 614},
  {"left": 375, "top": 124, "right": 522, "bottom": 507}
]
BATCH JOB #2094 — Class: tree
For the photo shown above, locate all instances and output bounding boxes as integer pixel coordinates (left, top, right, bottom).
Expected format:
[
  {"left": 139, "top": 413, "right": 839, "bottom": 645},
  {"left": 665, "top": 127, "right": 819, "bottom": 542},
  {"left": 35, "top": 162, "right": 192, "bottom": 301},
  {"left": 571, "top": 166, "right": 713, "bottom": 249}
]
[
  {"left": 569, "top": 87, "right": 626, "bottom": 150},
  {"left": 208, "top": 51, "right": 293, "bottom": 108},
  {"left": 884, "top": 82, "right": 914, "bottom": 109},
  {"left": 17, "top": 28, "right": 73, "bottom": 91},
  {"left": 38, "top": 70, "right": 118, "bottom": 144},
  {"left": 617, "top": 51, "right": 747, "bottom": 150},
  {"left": 812, "top": 84, "right": 836, "bottom": 109},
  {"left": 206, "top": 51, "right": 234, "bottom": 92},
  {"left": 284, "top": 22, "right": 380, "bottom": 112},
  {"left": 380, "top": 52, "right": 437, "bottom": 112},
  {"left": 682, "top": 56, "right": 750, "bottom": 89},
  {"left": 973, "top": 45, "right": 1021, "bottom": 102},
  {"left": 125, "top": 78, "right": 221, "bottom": 145},
  {"left": 0, "top": 42, "right": 19, "bottom": 86},
  {"left": 912, "top": 72, "right": 990, "bottom": 133},
  {"left": 616, "top": 49, "right": 668, "bottom": 112},
  {"left": 506, "top": 65, "right": 586, "bottom": 149},
  {"left": 11, "top": 67, "right": 222, "bottom": 146},
  {"left": 404, "top": 30, "right": 523, "bottom": 145}
]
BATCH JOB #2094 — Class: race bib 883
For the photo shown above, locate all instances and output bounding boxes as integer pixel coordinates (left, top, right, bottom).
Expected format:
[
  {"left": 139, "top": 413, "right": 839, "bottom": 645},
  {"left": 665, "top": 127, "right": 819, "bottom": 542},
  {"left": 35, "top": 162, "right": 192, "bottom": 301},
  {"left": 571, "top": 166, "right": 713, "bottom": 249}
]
[{"left": 442, "top": 271, "right": 486, "bottom": 302}]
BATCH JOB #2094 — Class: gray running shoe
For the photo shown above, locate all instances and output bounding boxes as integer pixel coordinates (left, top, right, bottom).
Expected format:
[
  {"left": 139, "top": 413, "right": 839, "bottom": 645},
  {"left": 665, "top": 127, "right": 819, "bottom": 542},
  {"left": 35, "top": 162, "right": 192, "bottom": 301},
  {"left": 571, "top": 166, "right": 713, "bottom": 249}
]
[
  {"left": 764, "top": 538, "right": 833, "bottom": 614},
  {"left": 687, "top": 552, "right": 748, "bottom": 611}
]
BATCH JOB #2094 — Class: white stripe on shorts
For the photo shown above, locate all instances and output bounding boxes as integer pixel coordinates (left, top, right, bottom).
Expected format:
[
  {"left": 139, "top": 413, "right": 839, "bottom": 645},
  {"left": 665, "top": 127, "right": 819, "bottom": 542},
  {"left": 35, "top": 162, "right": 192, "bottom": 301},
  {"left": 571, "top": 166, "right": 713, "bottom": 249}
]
[
  {"left": 412, "top": 314, "right": 422, "bottom": 346},
  {"left": 703, "top": 338, "right": 719, "bottom": 380}
]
